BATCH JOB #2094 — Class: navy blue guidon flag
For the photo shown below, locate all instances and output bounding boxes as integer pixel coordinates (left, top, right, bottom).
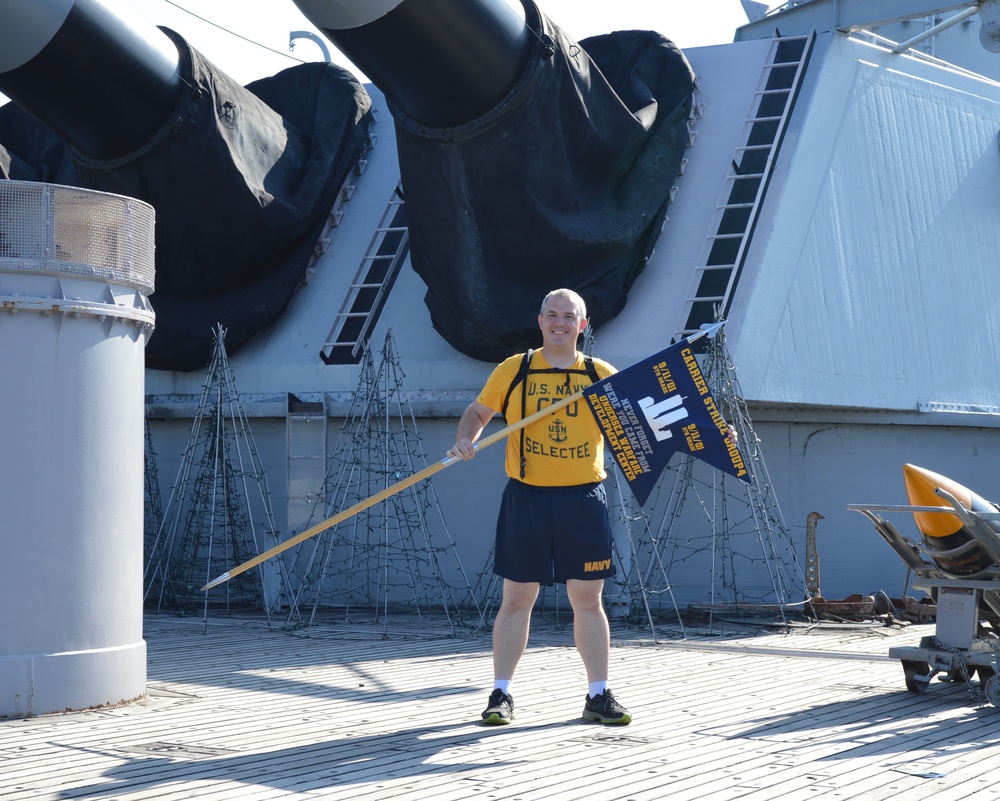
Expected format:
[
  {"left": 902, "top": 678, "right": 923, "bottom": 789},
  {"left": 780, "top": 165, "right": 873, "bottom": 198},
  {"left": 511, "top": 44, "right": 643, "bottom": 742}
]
[{"left": 582, "top": 327, "right": 750, "bottom": 507}]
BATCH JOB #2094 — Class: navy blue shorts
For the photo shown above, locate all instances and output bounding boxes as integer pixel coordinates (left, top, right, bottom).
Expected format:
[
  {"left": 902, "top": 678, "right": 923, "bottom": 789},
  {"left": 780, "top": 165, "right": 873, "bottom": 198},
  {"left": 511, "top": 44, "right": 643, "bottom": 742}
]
[{"left": 494, "top": 479, "right": 616, "bottom": 585}]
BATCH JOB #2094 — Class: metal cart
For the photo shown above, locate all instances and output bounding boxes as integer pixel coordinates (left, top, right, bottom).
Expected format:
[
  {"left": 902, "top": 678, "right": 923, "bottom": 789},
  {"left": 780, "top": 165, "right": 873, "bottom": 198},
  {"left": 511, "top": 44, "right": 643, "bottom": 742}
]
[{"left": 849, "top": 487, "right": 1000, "bottom": 706}]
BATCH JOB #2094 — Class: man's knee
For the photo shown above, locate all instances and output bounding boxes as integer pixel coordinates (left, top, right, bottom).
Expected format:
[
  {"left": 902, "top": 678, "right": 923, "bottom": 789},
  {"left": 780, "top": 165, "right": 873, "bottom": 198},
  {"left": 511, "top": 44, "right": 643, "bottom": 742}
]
[
  {"left": 501, "top": 580, "right": 539, "bottom": 612},
  {"left": 567, "top": 579, "right": 604, "bottom": 613}
]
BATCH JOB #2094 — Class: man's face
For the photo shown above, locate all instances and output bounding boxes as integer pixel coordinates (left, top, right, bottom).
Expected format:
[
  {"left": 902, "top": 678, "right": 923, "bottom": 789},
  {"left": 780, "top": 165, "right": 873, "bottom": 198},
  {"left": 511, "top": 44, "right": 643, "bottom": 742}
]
[{"left": 538, "top": 295, "right": 586, "bottom": 347}]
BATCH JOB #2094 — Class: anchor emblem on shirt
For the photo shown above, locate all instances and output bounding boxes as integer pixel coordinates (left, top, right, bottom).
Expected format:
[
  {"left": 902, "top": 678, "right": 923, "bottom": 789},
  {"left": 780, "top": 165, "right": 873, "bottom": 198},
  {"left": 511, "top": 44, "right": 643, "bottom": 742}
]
[{"left": 548, "top": 419, "right": 567, "bottom": 443}]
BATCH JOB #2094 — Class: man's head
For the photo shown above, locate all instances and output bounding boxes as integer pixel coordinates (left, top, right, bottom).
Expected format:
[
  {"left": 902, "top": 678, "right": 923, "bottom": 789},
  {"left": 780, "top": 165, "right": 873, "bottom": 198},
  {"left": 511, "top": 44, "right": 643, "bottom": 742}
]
[
  {"left": 539, "top": 288, "right": 587, "bottom": 319},
  {"left": 538, "top": 288, "right": 588, "bottom": 349}
]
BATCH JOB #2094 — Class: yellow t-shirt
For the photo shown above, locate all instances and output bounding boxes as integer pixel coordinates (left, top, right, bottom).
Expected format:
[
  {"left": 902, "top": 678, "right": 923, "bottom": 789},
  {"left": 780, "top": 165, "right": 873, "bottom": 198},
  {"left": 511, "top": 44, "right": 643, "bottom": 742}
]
[{"left": 477, "top": 351, "right": 616, "bottom": 486}]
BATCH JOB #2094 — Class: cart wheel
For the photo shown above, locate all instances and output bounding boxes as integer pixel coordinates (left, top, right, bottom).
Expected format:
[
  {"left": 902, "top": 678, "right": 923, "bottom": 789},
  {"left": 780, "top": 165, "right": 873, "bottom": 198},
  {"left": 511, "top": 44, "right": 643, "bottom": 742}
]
[
  {"left": 902, "top": 660, "right": 931, "bottom": 693},
  {"left": 985, "top": 676, "right": 1000, "bottom": 707}
]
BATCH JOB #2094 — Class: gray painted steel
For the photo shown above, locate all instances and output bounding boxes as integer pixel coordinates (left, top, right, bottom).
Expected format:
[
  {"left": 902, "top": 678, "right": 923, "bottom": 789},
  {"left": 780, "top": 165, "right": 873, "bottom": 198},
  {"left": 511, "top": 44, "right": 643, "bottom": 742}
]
[{"left": 0, "top": 182, "right": 154, "bottom": 717}]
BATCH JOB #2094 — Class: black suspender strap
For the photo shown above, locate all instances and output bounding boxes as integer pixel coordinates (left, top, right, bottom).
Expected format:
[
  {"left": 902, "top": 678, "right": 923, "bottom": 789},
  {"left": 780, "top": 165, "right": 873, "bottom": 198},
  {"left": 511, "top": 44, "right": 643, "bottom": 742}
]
[
  {"left": 501, "top": 349, "right": 532, "bottom": 422},
  {"left": 518, "top": 352, "right": 531, "bottom": 479}
]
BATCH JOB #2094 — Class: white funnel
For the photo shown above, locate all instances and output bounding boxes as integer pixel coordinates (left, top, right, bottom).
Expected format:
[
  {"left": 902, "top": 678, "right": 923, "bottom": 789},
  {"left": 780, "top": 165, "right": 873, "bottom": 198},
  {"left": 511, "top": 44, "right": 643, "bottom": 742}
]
[{"left": 0, "top": 181, "right": 155, "bottom": 717}]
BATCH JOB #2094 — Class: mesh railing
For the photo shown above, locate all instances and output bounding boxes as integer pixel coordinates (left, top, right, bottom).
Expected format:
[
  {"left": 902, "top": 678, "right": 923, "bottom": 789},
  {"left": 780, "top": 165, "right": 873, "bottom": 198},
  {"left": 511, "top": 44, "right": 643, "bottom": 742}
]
[{"left": 0, "top": 181, "right": 155, "bottom": 294}]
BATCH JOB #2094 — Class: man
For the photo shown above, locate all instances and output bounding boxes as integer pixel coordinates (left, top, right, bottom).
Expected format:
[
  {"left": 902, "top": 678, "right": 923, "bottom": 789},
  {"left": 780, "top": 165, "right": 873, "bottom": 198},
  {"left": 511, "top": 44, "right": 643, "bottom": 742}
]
[{"left": 447, "top": 288, "right": 631, "bottom": 726}]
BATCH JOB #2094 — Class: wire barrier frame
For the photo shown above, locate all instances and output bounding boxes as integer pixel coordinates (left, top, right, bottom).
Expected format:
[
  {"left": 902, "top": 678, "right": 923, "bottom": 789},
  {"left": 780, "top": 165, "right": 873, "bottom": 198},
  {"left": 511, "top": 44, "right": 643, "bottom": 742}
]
[
  {"left": 636, "top": 321, "right": 810, "bottom": 633},
  {"left": 143, "top": 325, "right": 290, "bottom": 630},
  {"left": 283, "top": 329, "right": 481, "bottom": 635},
  {"left": 143, "top": 420, "right": 165, "bottom": 579}
]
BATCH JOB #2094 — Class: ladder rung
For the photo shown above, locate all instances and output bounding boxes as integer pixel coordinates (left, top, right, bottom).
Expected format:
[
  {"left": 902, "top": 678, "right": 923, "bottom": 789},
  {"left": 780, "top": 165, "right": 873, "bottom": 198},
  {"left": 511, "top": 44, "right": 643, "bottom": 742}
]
[{"left": 692, "top": 264, "right": 736, "bottom": 272}]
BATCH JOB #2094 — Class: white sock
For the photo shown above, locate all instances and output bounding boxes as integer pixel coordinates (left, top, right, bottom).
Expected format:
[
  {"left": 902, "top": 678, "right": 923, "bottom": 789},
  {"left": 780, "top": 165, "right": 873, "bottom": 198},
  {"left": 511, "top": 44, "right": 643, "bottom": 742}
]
[
  {"left": 588, "top": 681, "right": 609, "bottom": 698},
  {"left": 494, "top": 679, "right": 513, "bottom": 695}
]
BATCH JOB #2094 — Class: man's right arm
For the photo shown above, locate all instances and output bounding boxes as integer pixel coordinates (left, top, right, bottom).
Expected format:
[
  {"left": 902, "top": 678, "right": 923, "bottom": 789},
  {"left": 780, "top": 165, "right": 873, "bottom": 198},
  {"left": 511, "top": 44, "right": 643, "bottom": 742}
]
[{"left": 447, "top": 401, "right": 496, "bottom": 460}]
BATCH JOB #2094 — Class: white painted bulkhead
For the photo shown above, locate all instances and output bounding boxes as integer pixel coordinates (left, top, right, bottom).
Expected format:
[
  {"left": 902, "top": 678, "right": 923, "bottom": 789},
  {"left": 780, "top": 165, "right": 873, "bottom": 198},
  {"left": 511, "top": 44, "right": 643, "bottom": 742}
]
[{"left": 721, "top": 30, "right": 1000, "bottom": 593}]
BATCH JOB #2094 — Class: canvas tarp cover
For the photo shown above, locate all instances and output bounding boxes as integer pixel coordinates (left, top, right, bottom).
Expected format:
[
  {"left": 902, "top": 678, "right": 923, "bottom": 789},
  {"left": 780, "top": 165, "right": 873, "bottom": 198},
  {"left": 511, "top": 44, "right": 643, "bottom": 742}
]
[
  {"left": 0, "top": 29, "right": 372, "bottom": 371},
  {"left": 393, "top": 15, "right": 696, "bottom": 361}
]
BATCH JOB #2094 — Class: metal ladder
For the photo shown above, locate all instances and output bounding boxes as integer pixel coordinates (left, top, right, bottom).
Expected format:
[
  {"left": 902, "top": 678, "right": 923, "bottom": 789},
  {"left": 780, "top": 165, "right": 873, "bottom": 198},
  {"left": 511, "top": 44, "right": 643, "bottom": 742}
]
[
  {"left": 320, "top": 183, "right": 409, "bottom": 364},
  {"left": 673, "top": 31, "right": 814, "bottom": 342}
]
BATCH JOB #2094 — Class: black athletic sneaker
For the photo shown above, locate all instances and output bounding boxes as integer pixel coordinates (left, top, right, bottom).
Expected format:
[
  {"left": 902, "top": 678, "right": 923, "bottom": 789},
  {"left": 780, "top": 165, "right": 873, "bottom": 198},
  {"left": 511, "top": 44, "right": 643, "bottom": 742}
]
[
  {"left": 582, "top": 689, "right": 632, "bottom": 725},
  {"left": 481, "top": 689, "right": 515, "bottom": 725}
]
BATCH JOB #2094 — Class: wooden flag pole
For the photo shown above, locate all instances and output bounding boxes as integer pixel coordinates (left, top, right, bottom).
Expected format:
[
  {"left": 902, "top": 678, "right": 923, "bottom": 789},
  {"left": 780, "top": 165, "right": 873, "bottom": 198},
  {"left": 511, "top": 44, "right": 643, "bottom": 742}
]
[{"left": 201, "top": 389, "right": 585, "bottom": 591}]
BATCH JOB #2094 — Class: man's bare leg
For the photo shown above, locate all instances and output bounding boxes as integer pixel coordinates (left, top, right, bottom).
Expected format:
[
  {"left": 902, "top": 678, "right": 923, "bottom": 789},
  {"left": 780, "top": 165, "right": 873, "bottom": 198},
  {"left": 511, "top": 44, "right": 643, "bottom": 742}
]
[
  {"left": 481, "top": 579, "right": 538, "bottom": 724},
  {"left": 492, "top": 579, "right": 539, "bottom": 680},
  {"left": 567, "top": 578, "right": 631, "bottom": 724},
  {"left": 566, "top": 578, "right": 610, "bottom": 683}
]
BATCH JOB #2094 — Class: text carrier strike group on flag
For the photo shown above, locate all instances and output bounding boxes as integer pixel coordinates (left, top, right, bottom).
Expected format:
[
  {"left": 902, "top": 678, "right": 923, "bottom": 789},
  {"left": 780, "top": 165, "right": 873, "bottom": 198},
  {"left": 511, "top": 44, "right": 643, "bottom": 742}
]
[{"left": 582, "top": 334, "right": 749, "bottom": 507}]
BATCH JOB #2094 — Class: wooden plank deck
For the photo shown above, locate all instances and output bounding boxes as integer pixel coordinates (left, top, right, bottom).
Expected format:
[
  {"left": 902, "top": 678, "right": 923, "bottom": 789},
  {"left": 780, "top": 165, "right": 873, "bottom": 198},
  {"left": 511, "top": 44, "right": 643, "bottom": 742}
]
[{"left": 4, "top": 612, "right": 1000, "bottom": 800}]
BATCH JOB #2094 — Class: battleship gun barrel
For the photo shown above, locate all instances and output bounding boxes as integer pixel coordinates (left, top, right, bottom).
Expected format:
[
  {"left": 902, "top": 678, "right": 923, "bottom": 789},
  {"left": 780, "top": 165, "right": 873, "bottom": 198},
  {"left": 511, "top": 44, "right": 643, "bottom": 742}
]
[
  {"left": 0, "top": 0, "right": 373, "bottom": 371},
  {"left": 292, "top": 0, "right": 532, "bottom": 129},
  {"left": 0, "top": 0, "right": 184, "bottom": 162}
]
